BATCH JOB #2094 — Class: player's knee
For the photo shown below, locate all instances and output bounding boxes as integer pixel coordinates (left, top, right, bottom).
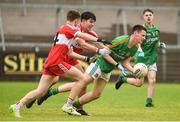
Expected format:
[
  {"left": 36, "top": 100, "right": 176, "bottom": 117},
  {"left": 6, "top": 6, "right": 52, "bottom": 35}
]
[
  {"left": 81, "top": 87, "right": 87, "bottom": 93},
  {"left": 82, "top": 78, "right": 91, "bottom": 86},
  {"left": 149, "top": 78, "right": 156, "bottom": 85}
]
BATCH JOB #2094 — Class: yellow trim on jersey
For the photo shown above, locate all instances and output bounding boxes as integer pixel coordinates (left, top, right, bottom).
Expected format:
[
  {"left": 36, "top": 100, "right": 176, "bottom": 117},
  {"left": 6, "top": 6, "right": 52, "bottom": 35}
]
[{"left": 107, "top": 36, "right": 129, "bottom": 49}]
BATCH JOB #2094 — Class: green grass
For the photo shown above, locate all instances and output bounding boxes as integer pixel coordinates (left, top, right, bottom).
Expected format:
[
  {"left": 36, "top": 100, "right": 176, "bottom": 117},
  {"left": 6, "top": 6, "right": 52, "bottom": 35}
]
[{"left": 0, "top": 81, "right": 180, "bottom": 121}]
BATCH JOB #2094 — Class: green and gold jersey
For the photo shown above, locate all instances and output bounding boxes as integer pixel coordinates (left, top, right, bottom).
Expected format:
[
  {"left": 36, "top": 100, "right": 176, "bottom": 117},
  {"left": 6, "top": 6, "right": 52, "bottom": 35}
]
[
  {"left": 136, "top": 23, "right": 160, "bottom": 65},
  {"left": 96, "top": 35, "right": 138, "bottom": 73}
]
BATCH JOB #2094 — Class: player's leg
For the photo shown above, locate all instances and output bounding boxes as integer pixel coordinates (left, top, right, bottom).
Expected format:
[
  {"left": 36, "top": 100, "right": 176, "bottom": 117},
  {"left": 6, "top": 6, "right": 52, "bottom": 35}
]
[
  {"left": 67, "top": 62, "right": 100, "bottom": 102},
  {"left": 37, "top": 82, "right": 75, "bottom": 105},
  {"left": 62, "top": 63, "right": 101, "bottom": 115},
  {"left": 77, "top": 78, "right": 107, "bottom": 106},
  {"left": 61, "top": 65, "right": 88, "bottom": 116},
  {"left": 36, "top": 76, "right": 61, "bottom": 105},
  {"left": 9, "top": 74, "right": 55, "bottom": 118},
  {"left": 37, "top": 63, "right": 85, "bottom": 105},
  {"left": 55, "top": 63, "right": 86, "bottom": 95},
  {"left": 26, "top": 76, "right": 59, "bottom": 108},
  {"left": 73, "top": 67, "right": 110, "bottom": 115},
  {"left": 145, "top": 63, "right": 157, "bottom": 107},
  {"left": 146, "top": 70, "right": 156, "bottom": 107},
  {"left": 77, "top": 70, "right": 110, "bottom": 105},
  {"left": 115, "top": 75, "right": 144, "bottom": 90},
  {"left": 70, "top": 63, "right": 89, "bottom": 115},
  {"left": 70, "top": 73, "right": 93, "bottom": 115}
]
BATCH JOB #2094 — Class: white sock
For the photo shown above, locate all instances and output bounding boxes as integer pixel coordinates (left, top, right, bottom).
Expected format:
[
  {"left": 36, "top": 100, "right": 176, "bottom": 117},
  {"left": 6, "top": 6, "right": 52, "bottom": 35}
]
[
  {"left": 66, "top": 98, "right": 74, "bottom": 107},
  {"left": 15, "top": 102, "right": 24, "bottom": 109}
]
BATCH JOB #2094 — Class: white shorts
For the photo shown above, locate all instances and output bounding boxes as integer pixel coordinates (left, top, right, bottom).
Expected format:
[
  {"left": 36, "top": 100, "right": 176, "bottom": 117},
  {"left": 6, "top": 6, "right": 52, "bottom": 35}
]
[
  {"left": 147, "top": 63, "right": 157, "bottom": 72},
  {"left": 85, "top": 63, "right": 111, "bottom": 82}
]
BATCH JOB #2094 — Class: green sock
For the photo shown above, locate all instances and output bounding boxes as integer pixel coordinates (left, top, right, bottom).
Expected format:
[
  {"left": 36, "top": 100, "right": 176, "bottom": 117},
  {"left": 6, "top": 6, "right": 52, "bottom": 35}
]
[
  {"left": 122, "top": 77, "right": 127, "bottom": 83},
  {"left": 72, "top": 99, "right": 81, "bottom": 108},
  {"left": 49, "top": 88, "right": 58, "bottom": 95},
  {"left": 146, "top": 97, "right": 152, "bottom": 104}
]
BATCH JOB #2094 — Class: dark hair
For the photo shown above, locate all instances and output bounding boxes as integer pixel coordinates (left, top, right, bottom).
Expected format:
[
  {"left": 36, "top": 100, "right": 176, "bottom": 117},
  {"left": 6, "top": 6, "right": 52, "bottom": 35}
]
[
  {"left": 67, "top": 10, "right": 81, "bottom": 21},
  {"left": 143, "top": 9, "right": 154, "bottom": 15},
  {"left": 81, "top": 11, "right": 96, "bottom": 21},
  {"left": 131, "top": 24, "right": 147, "bottom": 34}
]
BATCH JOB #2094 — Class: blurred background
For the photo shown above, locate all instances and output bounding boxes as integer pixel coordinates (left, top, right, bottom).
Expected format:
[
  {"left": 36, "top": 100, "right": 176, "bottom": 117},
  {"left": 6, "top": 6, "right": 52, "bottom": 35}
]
[{"left": 0, "top": 0, "right": 180, "bottom": 82}]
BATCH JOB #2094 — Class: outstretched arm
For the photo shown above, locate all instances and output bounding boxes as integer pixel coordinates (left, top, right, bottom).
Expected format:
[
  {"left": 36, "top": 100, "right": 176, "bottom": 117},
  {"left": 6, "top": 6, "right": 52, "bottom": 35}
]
[
  {"left": 75, "top": 37, "right": 99, "bottom": 53},
  {"left": 76, "top": 31, "right": 111, "bottom": 45},
  {"left": 67, "top": 47, "right": 87, "bottom": 61},
  {"left": 75, "top": 37, "right": 110, "bottom": 55}
]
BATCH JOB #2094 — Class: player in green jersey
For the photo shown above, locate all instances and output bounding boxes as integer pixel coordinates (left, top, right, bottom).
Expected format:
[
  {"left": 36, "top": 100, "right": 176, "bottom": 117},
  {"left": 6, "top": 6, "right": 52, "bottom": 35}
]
[
  {"left": 141, "top": 9, "right": 166, "bottom": 107},
  {"left": 115, "top": 9, "right": 166, "bottom": 107},
  {"left": 62, "top": 24, "right": 146, "bottom": 116}
]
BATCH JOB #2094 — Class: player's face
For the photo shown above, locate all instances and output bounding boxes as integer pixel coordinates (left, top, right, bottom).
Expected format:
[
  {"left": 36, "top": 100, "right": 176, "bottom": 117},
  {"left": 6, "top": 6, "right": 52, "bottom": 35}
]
[
  {"left": 82, "top": 18, "right": 95, "bottom": 32},
  {"left": 143, "top": 11, "right": 154, "bottom": 24},
  {"left": 134, "top": 30, "right": 146, "bottom": 44}
]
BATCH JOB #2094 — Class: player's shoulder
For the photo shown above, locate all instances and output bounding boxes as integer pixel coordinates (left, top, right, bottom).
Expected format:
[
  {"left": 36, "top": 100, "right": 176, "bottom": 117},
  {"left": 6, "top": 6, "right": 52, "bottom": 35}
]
[
  {"left": 143, "top": 23, "right": 159, "bottom": 31},
  {"left": 109, "top": 35, "right": 129, "bottom": 48},
  {"left": 112, "top": 35, "right": 129, "bottom": 43},
  {"left": 59, "top": 24, "right": 79, "bottom": 31},
  {"left": 153, "top": 25, "right": 159, "bottom": 30}
]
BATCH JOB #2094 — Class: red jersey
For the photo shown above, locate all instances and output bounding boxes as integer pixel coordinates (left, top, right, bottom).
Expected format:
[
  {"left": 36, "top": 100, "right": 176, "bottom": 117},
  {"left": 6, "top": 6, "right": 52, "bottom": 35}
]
[
  {"left": 44, "top": 23, "right": 80, "bottom": 68},
  {"left": 72, "top": 29, "right": 97, "bottom": 54},
  {"left": 67, "top": 25, "right": 97, "bottom": 65}
]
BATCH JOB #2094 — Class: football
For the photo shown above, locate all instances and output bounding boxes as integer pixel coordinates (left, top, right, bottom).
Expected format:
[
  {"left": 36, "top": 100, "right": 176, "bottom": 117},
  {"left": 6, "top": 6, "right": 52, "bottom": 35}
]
[{"left": 133, "top": 63, "right": 148, "bottom": 78}]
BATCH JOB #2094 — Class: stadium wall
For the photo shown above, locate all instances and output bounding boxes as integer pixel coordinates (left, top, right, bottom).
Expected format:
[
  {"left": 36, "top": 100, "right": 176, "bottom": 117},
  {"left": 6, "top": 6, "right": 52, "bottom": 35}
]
[{"left": 0, "top": 49, "right": 180, "bottom": 82}]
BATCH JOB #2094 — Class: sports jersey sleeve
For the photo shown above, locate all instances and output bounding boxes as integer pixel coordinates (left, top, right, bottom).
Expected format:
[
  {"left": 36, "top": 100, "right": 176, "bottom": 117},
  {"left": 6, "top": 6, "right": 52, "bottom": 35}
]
[
  {"left": 88, "top": 30, "right": 98, "bottom": 37},
  {"left": 57, "top": 24, "right": 81, "bottom": 39},
  {"left": 108, "top": 35, "right": 129, "bottom": 49}
]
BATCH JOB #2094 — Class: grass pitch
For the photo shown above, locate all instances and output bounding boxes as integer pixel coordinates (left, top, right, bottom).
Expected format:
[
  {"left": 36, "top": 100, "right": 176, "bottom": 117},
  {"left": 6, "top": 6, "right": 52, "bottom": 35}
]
[{"left": 0, "top": 81, "right": 180, "bottom": 121}]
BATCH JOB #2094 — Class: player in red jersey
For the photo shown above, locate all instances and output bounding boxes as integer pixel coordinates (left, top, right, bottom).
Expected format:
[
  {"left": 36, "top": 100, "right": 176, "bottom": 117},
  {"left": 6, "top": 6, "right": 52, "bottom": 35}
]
[
  {"left": 9, "top": 10, "right": 109, "bottom": 118},
  {"left": 26, "top": 11, "right": 109, "bottom": 116}
]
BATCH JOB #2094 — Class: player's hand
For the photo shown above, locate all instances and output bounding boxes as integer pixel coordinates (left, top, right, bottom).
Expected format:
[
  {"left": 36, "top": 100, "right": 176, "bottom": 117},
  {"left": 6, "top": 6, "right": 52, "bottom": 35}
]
[
  {"left": 160, "top": 42, "right": 166, "bottom": 49},
  {"left": 137, "top": 50, "right": 144, "bottom": 57},
  {"left": 116, "top": 63, "right": 127, "bottom": 76},
  {"left": 136, "top": 47, "right": 144, "bottom": 57},
  {"left": 98, "top": 48, "right": 110, "bottom": 55},
  {"left": 97, "top": 38, "right": 112, "bottom": 45}
]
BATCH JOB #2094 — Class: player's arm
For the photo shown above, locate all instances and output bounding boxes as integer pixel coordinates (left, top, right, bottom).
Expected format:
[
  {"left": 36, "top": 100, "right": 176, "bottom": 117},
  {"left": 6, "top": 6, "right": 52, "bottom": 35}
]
[
  {"left": 67, "top": 47, "right": 89, "bottom": 61},
  {"left": 158, "top": 40, "right": 166, "bottom": 48},
  {"left": 76, "top": 31, "right": 111, "bottom": 44},
  {"left": 103, "top": 53, "right": 118, "bottom": 66},
  {"left": 122, "top": 57, "right": 134, "bottom": 73},
  {"left": 103, "top": 53, "right": 133, "bottom": 72},
  {"left": 75, "top": 37, "right": 110, "bottom": 55},
  {"left": 136, "top": 44, "right": 144, "bottom": 57},
  {"left": 103, "top": 53, "right": 127, "bottom": 75},
  {"left": 92, "top": 41, "right": 106, "bottom": 49},
  {"left": 76, "top": 31, "right": 97, "bottom": 42},
  {"left": 75, "top": 37, "right": 99, "bottom": 53}
]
